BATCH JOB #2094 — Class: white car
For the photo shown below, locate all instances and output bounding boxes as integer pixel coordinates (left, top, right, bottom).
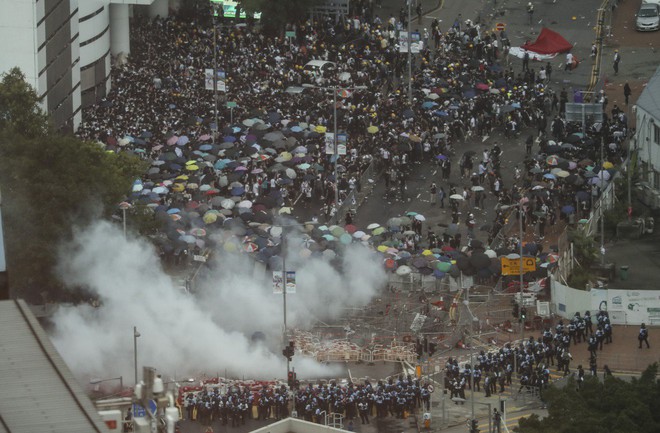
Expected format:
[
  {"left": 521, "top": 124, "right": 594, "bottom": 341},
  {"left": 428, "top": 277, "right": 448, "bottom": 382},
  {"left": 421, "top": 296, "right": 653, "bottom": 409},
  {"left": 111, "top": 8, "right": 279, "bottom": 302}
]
[{"left": 637, "top": 2, "right": 660, "bottom": 31}]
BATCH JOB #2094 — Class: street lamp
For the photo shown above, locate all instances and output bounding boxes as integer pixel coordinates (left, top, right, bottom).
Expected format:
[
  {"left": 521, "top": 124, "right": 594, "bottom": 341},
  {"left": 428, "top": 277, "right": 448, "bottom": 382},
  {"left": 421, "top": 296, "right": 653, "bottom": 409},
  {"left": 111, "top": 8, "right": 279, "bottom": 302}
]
[
  {"left": 302, "top": 83, "right": 366, "bottom": 213},
  {"left": 119, "top": 202, "right": 131, "bottom": 239},
  {"left": 210, "top": 1, "right": 223, "bottom": 142},
  {"left": 133, "top": 326, "right": 140, "bottom": 384}
]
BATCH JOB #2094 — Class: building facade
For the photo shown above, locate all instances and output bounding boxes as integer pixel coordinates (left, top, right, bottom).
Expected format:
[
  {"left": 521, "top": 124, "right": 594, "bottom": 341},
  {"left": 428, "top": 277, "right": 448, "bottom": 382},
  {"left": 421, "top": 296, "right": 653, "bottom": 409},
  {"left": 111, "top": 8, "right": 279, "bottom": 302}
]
[
  {"left": 0, "top": 0, "right": 170, "bottom": 132},
  {"left": 634, "top": 66, "right": 660, "bottom": 208}
]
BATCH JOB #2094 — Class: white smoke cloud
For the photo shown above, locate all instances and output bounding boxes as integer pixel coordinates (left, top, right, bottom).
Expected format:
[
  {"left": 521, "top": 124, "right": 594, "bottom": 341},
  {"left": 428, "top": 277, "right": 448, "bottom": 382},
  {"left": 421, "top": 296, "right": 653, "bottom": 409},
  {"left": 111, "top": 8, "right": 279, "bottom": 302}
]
[{"left": 49, "top": 221, "right": 386, "bottom": 384}]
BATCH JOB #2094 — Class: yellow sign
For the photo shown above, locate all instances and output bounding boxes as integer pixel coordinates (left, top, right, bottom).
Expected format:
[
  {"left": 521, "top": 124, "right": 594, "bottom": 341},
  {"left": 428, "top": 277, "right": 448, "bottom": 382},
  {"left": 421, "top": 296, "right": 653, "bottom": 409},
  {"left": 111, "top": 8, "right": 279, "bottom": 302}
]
[
  {"left": 415, "top": 365, "right": 422, "bottom": 379},
  {"left": 501, "top": 257, "right": 536, "bottom": 275}
]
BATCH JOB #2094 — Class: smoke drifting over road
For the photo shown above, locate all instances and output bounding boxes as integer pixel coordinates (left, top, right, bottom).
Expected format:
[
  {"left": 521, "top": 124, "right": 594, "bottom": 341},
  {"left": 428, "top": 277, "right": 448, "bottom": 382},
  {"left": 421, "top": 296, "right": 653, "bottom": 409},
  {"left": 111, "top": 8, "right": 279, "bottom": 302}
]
[{"left": 49, "top": 222, "right": 386, "bottom": 383}]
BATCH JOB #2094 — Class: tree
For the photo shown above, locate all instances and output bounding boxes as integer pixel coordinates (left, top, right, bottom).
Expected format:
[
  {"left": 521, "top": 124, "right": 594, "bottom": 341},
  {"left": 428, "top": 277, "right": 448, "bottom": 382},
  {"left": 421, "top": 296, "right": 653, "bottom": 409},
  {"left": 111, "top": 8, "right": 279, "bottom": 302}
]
[
  {"left": 0, "top": 67, "right": 50, "bottom": 138},
  {"left": 0, "top": 70, "right": 147, "bottom": 301},
  {"left": 567, "top": 228, "right": 599, "bottom": 289},
  {"left": 514, "top": 363, "right": 660, "bottom": 433}
]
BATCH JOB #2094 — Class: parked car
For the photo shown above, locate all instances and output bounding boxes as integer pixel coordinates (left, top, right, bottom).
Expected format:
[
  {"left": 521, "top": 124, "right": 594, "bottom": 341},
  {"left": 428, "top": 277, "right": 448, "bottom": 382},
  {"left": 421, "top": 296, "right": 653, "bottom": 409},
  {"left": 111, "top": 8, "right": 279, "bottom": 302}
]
[{"left": 636, "top": 2, "right": 660, "bottom": 32}]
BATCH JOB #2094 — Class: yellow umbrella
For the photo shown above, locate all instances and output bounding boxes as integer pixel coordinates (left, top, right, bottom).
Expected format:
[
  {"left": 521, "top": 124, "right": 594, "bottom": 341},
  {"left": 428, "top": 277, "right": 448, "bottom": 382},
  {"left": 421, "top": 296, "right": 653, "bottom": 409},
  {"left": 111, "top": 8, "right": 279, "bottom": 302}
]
[
  {"left": 172, "top": 183, "right": 185, "bottom": 192},
  {"left": 175, "top": 175, "right": 189, "bottom": 181},
  {"left": 315, "top": 125, "right": 327, "bottom": 133},
  {"left": 367, "top": 125, "right": 379, "bottom": 134},
  {"left": 422, "top": 249, "right": 432, "bottom": 256},
  {"left": 186, "top": 160, "right": 198, "bottom": 165},
  {"left": 602, "top": 161, "right": 614, "bottom": 169},
  {"left": 203, "top": 212, "right": 218, "bottom": 224},
  {"left": 186, "top": 164, "right": 200, "bottom": 171},
  {"left": 377, "top": 245, "right": 388, "bottom": 252},
  {"left": 279, "top": 152, "right": 292, "bottom": 162}
]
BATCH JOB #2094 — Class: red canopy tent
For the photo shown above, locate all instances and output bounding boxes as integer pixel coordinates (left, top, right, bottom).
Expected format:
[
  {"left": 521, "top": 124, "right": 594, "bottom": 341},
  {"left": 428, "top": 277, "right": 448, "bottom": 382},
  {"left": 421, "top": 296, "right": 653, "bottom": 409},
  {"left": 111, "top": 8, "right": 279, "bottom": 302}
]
[{"left": 521, "top": 27, "right": 573, "bottom": 55}]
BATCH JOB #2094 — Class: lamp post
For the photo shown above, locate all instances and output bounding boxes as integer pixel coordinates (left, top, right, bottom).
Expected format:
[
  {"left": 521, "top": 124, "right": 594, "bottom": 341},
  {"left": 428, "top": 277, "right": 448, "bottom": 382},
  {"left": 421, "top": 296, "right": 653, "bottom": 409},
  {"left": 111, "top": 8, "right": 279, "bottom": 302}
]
[
  {"left": 119, "top": 202, "right": 131, "bottom": 239},
  {"left": 302, "top": 83, "right": 367, "bottom": 212},
  {"left": 211, "top": 1, "right": 222, "bottom": 143},
  {"left": 407, "top": 0, "right": 413, "bottom": 105},
  {"left": 133, "top": 326, "right": 140, "bottom": 384}
]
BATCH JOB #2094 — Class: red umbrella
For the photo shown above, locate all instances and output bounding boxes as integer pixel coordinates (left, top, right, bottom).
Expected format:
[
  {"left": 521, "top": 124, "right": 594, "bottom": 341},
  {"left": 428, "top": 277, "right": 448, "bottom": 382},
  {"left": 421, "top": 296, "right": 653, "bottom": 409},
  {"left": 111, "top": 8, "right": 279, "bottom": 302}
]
[
  {"left": 384, "top": 258, "right": 397, "bottom": 269},
  {"left": 345, "top": 224, "right": 358, "bottom": 234}
]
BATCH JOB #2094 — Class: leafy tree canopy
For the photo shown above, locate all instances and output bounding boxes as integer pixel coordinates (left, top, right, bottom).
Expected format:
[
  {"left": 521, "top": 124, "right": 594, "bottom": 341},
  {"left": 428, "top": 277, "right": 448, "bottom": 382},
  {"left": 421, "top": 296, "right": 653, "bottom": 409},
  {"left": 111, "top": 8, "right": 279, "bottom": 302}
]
[
  {"left": 0, "top": 68, "right": 147, "bottom": 301},
  {"left": 515, "top": 363, "right": 660, "bottom": 433}
]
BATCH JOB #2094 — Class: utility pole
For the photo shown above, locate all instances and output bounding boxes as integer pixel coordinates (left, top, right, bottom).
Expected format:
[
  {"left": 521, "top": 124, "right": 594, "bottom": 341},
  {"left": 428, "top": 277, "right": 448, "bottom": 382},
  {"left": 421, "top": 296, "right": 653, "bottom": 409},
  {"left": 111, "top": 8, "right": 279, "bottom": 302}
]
[
  {"left": 407, "top": 0, "right": 413, "bottom": 105},
  {"left": 600, "top": 134, "right": 605, "bottom": 265},
  {"left": 519, "top": 205, "right": 525, "bottom": 342}
]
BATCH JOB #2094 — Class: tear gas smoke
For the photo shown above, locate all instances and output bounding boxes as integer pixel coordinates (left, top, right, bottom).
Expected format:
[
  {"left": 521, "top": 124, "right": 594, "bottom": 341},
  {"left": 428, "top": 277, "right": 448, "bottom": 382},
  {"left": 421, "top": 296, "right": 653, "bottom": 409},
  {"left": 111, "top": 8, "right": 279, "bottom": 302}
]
[{"left": 49, "top": 222, "right": 386, "bottom": 383}]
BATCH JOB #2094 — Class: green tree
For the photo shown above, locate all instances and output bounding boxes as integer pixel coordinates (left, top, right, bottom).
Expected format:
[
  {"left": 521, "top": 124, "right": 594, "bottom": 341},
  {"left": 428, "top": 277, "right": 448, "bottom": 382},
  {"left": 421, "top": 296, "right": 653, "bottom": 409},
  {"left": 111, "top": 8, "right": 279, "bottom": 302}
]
[
  {"left": 0, "top": 68, "right": 50, "bottom": 137},
  {"left": 0, "top": 69, "right": 146, "bottom": 301},
  {"left": 514, "top": 364, "right": 660, "bottom": 433}
]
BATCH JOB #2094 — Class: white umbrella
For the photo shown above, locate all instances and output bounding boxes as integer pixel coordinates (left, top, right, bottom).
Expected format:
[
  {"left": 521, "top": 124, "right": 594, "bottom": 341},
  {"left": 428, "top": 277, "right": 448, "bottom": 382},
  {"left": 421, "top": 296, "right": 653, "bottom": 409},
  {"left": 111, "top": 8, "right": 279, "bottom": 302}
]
[
  {"left": 353, "top": 230, "right": 366, "bottom": 238},
  {"left": 450, "top": 194, "right": 465, "bottom": 200},
  {"left": 396, "top": 265, "right": 412, "bottom": 275},
  {"left": 221, "top": 199, "right": 235, "bottom": 209},
  {"left": 367, "top": 223, "right": 381, "bottom": 230},
  {"left": 414, "top": 214, "right": 426, "bottom": 221},
  {"left": 238, "top": 200, "right": 253, "bottom": 208},
  {"left": 484, "top": 249, "right": 497, "bottom": 258},
  {"left": 471, "top": 186, "right": 485, "bottom": 192}
]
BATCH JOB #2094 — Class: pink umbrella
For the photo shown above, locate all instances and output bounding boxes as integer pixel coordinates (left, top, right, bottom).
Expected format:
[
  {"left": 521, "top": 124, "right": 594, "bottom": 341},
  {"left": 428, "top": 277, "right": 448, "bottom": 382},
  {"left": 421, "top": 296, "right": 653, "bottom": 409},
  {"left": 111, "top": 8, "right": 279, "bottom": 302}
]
[
  {"left": 200, "top": 134, "right": 211, "bottom": 141},
  {"left": 476, "top": 83, "right": 489, "bottom": 90},
  {"left": 167, "top": 135, "right": 179, "bottom": 146}
]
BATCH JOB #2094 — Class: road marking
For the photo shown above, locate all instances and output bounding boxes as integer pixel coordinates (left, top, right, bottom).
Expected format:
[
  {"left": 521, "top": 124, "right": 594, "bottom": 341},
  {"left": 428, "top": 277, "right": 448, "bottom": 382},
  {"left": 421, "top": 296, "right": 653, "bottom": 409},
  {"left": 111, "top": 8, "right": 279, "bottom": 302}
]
[{"left": 417, "top": 193, "right": 421, "bottom": 198}]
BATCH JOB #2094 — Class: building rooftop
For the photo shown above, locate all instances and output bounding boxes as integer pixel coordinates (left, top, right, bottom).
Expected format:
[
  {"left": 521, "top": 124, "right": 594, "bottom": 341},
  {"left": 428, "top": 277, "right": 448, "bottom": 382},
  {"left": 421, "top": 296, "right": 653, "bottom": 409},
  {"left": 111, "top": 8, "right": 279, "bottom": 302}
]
[{"left": 0, "top": 299, "right": 109, "bottom": 433}]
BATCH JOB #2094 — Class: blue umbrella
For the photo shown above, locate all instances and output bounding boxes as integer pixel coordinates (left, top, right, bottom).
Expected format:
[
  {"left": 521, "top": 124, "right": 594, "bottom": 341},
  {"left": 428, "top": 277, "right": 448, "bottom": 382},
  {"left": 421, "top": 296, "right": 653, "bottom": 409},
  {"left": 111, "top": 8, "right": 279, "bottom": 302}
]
[
  {"left": 291, "top": 126, "right": 303, "bottom": 132},
  {"left": 167, "top": 208, "right": 181, "bottom": 214},
  {"left": 200, "top": 144, "right": 213, "bottom": 151},
  {"left": 433, "top": 269, "right": 446, "bottom": 279},
  {"left": 433, "top": 110, "right": 449, "bottom": 117},
  {"left": 422, "top": 101, "right": 438, "bottom": 110},
  {"left": 462, "top": 89, "right": 476, "bottom": 98},
  {"left": 223, "top": 135, "right": 237, "bottom": 143},
  {"left": 231, "top": 187, "right": 245, "bottom": 196},
  {"left": 140, "top": 131, "right": 153, "bottom": 138},
  {"left": 436, "top": 154, "right": 448, "bottom": 160},
  {"left": 561, "top": 205, "right": 575, "bottom": 214},
  {"left": 543, "top": 173, "right": 557, "bottom": 180},
  {"left": 176, "top": 135, "right": 190, "bottom": 146}
]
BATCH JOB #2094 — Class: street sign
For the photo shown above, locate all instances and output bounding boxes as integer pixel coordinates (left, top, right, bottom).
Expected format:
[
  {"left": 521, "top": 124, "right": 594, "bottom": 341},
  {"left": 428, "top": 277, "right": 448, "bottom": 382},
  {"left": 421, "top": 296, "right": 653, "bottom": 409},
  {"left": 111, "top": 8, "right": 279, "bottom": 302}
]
[
  {"left": 495, "top": 23, "right": 506, "bottom": 31},
  {"left": 226, "top": 101, "right": 237, "bottom": 108},
  {"left": 500, "top": 257, "right": 536, "bottom": 275},
  {"left": 285, "top": 31, "right": 296, "bottom": 38},
  {"left": 132, "top": 403, "right": 146, "bottom": 418}
]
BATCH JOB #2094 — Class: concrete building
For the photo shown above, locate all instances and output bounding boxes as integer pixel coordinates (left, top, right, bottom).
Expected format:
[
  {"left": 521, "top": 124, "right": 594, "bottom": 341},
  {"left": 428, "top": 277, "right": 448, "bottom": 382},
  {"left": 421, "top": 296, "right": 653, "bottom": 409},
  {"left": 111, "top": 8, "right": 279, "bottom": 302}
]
[
  {"left": 634, "top": 65, "right": 660, "bottom": 208},
  {"left": 0, "top": 0, "right": 171, "bottom": 132}
]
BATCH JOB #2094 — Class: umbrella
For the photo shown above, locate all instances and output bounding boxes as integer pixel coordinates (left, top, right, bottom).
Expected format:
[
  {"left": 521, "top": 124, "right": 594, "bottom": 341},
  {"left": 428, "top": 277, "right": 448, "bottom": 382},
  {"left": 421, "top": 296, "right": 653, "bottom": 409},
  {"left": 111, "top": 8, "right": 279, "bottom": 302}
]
[
  {"left": 546, "top": 155, "right": 560, "bottom": 166},
  {"left": 367, "top": 125, "right": 379, "bottom": 134},
  {"left": 436, "top": 154, "right": 448, "bottom": 161},
  {"left": 561, "top": 205, "right": 575, "bottom": 214},
  {"left": 449, "top": 194, "right": 464, "bottom": 200},
  {"left": 396, "top": 265, "right": 412, "bottom": 275},
  {"left": 367, "top": 223, "right": 381, "bottom": 230},
  {"left": 471, "top": 186, "right": 485, "bottom": 192},
  {"left": 414, "top": 214, "right": 426, "bottom": 221}
]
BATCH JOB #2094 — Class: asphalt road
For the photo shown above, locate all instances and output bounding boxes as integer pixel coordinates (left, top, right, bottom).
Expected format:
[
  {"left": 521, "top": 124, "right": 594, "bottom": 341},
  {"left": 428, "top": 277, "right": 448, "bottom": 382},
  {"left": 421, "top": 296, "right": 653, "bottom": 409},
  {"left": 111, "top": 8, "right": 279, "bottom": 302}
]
[{"left": 177, "top": 1, "right": 660, "bottom": 432}]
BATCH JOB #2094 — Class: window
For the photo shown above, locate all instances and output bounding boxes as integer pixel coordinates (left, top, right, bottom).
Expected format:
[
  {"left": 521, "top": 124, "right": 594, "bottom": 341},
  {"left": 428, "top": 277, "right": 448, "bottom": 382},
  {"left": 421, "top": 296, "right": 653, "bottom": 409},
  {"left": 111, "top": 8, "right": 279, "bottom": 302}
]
[{"left": 654, "top": 123, "right": 660, "bottom": 144}]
